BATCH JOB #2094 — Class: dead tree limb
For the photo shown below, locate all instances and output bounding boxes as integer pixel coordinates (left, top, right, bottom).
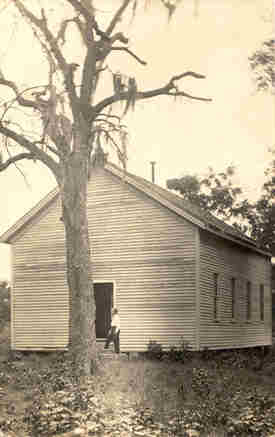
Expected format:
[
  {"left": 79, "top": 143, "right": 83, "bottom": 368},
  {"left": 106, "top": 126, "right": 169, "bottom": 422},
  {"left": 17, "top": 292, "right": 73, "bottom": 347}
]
[
  {"left": 0, "top": 152, "right": 35, "bottom": 171},
  {"left": 0, "top": 122, "right": 60, "bottom": 177},
  {"left": 111, "top": 47, "right": 147, "bottom": 65},
  {"left": 106, "top": 0, "right": 132, "bottom": 36},
  {"left": 94, "top": 70, "right": 212, "bottom": 114}
]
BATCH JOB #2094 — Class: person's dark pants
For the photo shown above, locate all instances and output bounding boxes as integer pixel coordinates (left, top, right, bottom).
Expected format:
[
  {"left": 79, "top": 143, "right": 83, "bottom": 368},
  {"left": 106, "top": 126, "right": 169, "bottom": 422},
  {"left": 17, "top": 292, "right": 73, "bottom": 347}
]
[{"left": 104, "top": 327, "right": 120, "bottom": 353}]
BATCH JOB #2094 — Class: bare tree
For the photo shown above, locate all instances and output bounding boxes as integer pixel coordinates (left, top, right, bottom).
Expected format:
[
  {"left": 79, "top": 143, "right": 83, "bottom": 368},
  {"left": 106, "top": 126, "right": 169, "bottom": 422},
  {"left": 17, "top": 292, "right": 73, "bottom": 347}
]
[{"left": 0, "top": 0, "right": 211, "bottom": 381}]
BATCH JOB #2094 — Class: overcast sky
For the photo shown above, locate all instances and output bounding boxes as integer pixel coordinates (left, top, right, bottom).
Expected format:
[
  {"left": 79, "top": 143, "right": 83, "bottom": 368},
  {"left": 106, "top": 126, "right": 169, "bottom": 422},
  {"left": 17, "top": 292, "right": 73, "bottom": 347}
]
[{"left": 0, "top": 0, "right": 274, "bottom": 279}]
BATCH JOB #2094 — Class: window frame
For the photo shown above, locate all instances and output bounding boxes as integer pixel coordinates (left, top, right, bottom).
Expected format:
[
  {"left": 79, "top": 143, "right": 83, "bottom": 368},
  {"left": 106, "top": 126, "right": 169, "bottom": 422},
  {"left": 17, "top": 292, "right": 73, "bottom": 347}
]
[
  {"left": 231, "top": 277, "right": 236, "bottom": 321},
  {"left": 213, "top": 273, "right": 220, "bottom": 322},
  {"left": 246, "top": 280, "right": 251, "bottom": 321},
  {"left": 259, "top": 284, "right": 264, "bottom": 321}
]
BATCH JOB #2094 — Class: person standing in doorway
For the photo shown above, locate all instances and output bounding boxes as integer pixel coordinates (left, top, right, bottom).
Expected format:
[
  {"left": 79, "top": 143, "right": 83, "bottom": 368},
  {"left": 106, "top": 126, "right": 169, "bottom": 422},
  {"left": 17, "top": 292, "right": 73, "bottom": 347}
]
[{"left": 104, "top": 308, "right": 120, "bottom": 354}]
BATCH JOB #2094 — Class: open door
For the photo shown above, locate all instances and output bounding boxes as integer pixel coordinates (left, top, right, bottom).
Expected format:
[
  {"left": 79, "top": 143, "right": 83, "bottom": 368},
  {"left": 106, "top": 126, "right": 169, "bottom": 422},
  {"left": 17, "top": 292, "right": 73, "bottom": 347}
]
[{"left": 94, "top": 283, "right": 113, "bottom": 338}]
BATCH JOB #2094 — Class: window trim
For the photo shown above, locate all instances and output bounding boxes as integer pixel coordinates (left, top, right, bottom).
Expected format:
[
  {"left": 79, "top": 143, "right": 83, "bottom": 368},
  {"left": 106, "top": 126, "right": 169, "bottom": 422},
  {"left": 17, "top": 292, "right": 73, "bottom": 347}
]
[
  {"left": 246, "top": 281, "right": 251, "bottom": 322},
  {"left": 260, "top": 284, "right": 264, "bottom": 322},
  {"left": 213, "top": 273, "right": 220, "bottom": 322},
  {"left": 231, "top": 277, "right": 236, "bottom": 321}
]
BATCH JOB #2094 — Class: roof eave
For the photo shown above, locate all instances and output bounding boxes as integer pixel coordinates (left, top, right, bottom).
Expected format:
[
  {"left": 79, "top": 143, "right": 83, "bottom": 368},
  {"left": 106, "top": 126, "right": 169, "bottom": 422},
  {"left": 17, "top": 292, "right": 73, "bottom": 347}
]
[
  {"left": 0, "top": 162, "right": 271, "bottom": 260},
  {"left": 0, "top": 187, "right": 59, "bottom": 244},
  {"left": 106, "top": 164, "right": 271, "bottom": 259},
  {"left": 203, "top": 225, "right": 271, "bottom": 258},
  {"left": 105, "top": 163, "right": 207, "bottom": 229}
]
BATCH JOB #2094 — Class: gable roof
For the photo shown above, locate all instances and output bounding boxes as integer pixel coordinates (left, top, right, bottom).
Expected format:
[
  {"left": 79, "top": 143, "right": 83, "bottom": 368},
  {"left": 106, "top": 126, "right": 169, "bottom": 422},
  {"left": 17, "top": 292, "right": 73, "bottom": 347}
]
[{"left": 0, "top": 161, "right": 271, "bottom": 257}]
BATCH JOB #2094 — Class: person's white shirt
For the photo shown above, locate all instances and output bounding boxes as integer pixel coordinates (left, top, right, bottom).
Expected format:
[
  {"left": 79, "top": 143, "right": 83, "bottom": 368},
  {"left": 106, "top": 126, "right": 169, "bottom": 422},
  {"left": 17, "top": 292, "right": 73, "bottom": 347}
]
[{"left": 111, "top": 313, "right": 120, "bottom": 332}]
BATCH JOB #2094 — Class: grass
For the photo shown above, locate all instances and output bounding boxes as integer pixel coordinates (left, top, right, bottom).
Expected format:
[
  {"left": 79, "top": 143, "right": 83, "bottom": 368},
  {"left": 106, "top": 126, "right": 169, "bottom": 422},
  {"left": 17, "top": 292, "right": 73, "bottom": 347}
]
[
  {"left": 99, "top": 357, "right": 189, "bottom": 421},
  {"left": 1, "top": 319, "right": 275, "bottom": 436},
  {"left": 2, "top": 285, "right": 275, "bottom": 435}
]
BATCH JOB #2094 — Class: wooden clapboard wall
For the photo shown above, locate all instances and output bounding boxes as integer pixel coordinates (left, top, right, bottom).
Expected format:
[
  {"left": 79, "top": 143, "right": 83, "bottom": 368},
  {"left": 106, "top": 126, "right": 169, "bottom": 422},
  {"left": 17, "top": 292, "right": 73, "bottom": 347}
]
[
  {"left": 6, "top": 164, "right": 272, "bottom": 351},
  {"left": 9, "top": 166, "right": 198, "bottom": 351},
  {"left": 87, "top": 168, "right": 198, "bottom": 351},
  {"left": 199, "top": 230, "right": 272, "bottom": 349},
  {"left": 11, "top": 198, "right": 68, "bottom": 350}
]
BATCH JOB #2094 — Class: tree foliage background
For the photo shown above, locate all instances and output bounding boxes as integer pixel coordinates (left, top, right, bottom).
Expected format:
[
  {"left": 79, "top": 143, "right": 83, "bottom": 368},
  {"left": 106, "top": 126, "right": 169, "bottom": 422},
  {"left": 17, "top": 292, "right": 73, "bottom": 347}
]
[
  {"left": 249, "top": 38, "right": 275, "bottom": 93},
  {"left": 167, "top": 149, "right": 275, "bottom": 256}
]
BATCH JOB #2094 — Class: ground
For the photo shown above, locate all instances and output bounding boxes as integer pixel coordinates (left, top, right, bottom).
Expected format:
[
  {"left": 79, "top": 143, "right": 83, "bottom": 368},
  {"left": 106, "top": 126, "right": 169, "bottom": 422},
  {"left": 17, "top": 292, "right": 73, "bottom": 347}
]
[
  {"left": 1, "top": 285, "right": 275, "bottom": 437},
  {"left": 1, "top": 325, "right": 275, "bottom": 437}
]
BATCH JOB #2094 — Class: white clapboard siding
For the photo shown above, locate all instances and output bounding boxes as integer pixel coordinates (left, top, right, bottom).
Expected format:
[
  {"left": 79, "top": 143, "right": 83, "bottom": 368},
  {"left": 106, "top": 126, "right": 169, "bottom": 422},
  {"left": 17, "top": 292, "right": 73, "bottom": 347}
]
[
  {"left": 11, "top": 198, "right": 68, "bottom": 350},
  {"left": 87, "top": 168, "right": 197, "bottom": 351},
  {"left": 7, "top": 164, "right": 272, "bottom": 352},
  {"left": 10, "top": 166, "right": 198, "bottom": 351},
  {"left": 199, "top": 230, "right": 272, "bottom": 349}
]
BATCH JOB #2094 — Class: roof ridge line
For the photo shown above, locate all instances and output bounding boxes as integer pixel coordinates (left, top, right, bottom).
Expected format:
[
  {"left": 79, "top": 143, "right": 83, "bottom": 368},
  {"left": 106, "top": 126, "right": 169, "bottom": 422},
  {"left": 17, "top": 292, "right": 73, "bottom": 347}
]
[{"left": 0, "top": 161, "right": 271, "bottom": 257}]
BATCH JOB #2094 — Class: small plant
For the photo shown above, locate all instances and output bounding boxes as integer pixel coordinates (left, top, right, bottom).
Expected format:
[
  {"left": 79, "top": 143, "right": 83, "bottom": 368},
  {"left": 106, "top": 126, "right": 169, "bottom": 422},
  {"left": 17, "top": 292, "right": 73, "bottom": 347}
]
[
  {"left": 163, "top": 339, "right": 191, "bottom": 363},
  {"left": 174, "top": 364, "right": 275, "bottom": 436},
  {"left": 146, "top": 338, "right": 192, "bottom": 363},
  {"left": 146, "top": 340, "right": 163, "bottom": 360},
  {"left": 0, "top": 281, "right": 10, "bottom": 330}
]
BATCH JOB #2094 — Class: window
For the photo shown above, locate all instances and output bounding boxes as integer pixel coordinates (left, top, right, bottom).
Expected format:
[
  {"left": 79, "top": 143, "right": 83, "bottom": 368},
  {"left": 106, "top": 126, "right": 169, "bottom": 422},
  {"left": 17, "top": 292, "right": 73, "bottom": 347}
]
[
  {"left": 214, "top": 273, "right": 219, "bottom": 320},
  {"left": 260, "top": 284, "right": 264, "bottom": 321},
  {"left": 246, "top": 281, "right": 251, "bottom": 321},
  {"left": 231, "top": 277, "right": 236, "bottom": 320}
]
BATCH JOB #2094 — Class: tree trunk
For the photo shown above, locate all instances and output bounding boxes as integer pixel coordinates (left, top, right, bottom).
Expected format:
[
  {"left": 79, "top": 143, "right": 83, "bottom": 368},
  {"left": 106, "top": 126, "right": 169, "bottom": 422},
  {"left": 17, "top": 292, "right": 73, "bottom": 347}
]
[{"left": 59, "top": 150, "right": 97, "bottom": 381}]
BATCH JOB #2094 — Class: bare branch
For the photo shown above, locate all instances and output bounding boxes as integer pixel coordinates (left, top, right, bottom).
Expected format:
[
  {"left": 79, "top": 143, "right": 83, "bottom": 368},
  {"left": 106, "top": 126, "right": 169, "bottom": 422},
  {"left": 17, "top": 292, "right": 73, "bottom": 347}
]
[
  {"left": 166, "top": 91, "right": 211, "bottom": 101},
  {"left": 14, "top": 1, "right": 66, "bottom": 69},
  {"left": 111, "top": 47, "right": 147, "bottom": 65},
  {"left": 66, "top": 0, "right": 93, "bottom": 24},
  {"left": 33, "top": 140, "right": 62, "bottom": 158},
  {"left": 0, "top": 85, "right": 50, "bottom": 124},
  {"left": 97, "top": 113, "right": 122, "bottom": 121},
  {"left": 170, "top": 71, "right": 206, "bottom": 82},
  {"left": 45, "top": 143, "right": 62, "bottom": 157},
  {"left": 94, "top": 71, "right": 212, "bottom": 113},
  {"left": 30, "top": 24, "right": 58, "bottom": 89},
  {"left": 94, "top": 117, "right": 124, "bottom": 127},
  {"left": 13, "top": 0, "right": 79, "bottom": 118},
  {"left": 73, "top": 6, "right": 129, "bottom": 106},
  {"left": 0, "top": 152, "right": 35, "bottom": 172},
  {"left": 2, "top": 141, "right": 32, "bottom": 187},
  {"left": 65, "top": 2, "right": 97, "bottom": 106},
  {"left": 0, "top": 122, "right": 60, "bottom": 178},
  {"left": 0, "top": 74, "right": 42, "bottom": 111},
  {"left": 106, "top": 0, "right": 132, "bottom": 36},
  {"left": 110, "top": 32, "right": 129, "bottom": 44},
  {"left": 73, "top": 16, "right": 89, "bottom": 46},
  {"left": 56, "top": 18, "right": 75, "bottom": 45},
  {"left": 67, "top": 3, "right": 109, "bottom": 44},
  {"left": 99, "top": 127, "right": 128, "bottom": 169}
]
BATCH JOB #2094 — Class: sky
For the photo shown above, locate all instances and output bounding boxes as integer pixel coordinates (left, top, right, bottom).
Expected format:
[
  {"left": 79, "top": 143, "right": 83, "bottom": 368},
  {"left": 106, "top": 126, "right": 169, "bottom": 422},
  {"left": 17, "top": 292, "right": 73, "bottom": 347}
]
[{"left": 0, "top": 0, "right": 274, "bottom": 280}]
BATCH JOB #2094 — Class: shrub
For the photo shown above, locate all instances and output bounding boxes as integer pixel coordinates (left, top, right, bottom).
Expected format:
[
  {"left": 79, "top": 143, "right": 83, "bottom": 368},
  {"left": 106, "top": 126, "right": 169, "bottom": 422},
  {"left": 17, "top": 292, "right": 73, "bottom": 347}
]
[
  {"left": 227, "top": 390, "right": 275, "bottom": 436},
  {"left": 24, "top": 384, "right": 95, "bottom": 436},
  {"left": 175, "top": 365, "right": 275, "bottom": 436},
  {"left": 146, "top": 340, "right": 163, "bottom": 360},
  {"left": 146, "top": 339, "right": 192, "bottom": 363},
  {"left": 164, "top": 340, "right": 192, "bottom": 363},
  {"left": 0, "top": 281, "right": 10, "bottom": 330}
]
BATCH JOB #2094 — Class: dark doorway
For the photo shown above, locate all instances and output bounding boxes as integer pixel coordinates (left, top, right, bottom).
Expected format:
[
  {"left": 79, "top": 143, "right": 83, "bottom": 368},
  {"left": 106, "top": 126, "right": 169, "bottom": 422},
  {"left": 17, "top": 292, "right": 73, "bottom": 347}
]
[{"left": 94, "top": 283, "right": 113, "bottom": 338}]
